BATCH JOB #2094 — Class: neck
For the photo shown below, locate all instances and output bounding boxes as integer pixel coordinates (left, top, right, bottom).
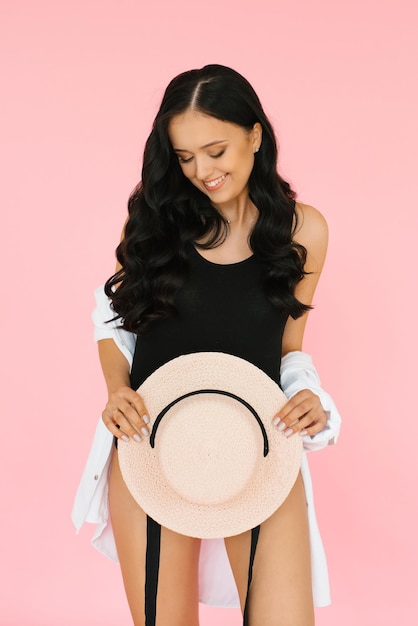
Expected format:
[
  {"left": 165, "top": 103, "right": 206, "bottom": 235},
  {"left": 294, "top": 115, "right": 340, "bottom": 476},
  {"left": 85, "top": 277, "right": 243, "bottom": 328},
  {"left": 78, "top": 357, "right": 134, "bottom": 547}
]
[{"left": 216, "top": 200, "right": 258, "bottom": 227}]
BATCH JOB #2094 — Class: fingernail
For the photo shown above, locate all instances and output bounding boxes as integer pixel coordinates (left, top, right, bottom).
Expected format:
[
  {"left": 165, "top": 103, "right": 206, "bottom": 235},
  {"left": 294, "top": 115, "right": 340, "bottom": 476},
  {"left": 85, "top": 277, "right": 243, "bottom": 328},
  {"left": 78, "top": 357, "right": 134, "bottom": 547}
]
[
  {"left": 284, "top": 428, "right": 293, "bottom": 438},
  {"left": 133, "top": 433, "right": 141, "bottom": 442},
  {"left": 141, "top": 427, "right": 149, "bottom": 438},
  {"left": 272, "top": 417, "right": 281, "bottom": 426},
  {"left": 142, "top": 414, "right": 150, "bottom": 424},
  {"left": 299, "top": 430, "right": 308, "bottom": 437},
  {"left": 277, "top": 422, "right": 286, "bottom": 432},
  {"left": 121, "top": 434, "right": 130, "bottom": 442}
]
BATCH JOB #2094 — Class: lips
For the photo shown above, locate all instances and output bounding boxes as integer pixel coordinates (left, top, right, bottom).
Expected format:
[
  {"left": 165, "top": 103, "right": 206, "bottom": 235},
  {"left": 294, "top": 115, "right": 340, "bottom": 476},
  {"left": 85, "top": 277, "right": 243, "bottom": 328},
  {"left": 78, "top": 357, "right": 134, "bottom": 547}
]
[{"left": 203, "top": 174, "right": 227, "bottom": 191}]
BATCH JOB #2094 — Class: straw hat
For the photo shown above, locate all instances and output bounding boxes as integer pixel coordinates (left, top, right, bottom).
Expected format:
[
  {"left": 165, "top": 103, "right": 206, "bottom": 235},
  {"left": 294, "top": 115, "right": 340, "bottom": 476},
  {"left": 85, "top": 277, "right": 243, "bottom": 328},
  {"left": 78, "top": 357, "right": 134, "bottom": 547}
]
[{"left": 118, "top": 352, "right": 302, "bottom": 538}]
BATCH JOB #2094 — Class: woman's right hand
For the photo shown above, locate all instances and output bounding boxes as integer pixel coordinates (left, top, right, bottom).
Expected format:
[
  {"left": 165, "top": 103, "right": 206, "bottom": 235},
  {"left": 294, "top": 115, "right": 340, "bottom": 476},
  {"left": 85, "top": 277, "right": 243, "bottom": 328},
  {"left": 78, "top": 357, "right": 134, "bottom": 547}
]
[{"left": 102, "top": 386, "right": 151, "bottom": 442}]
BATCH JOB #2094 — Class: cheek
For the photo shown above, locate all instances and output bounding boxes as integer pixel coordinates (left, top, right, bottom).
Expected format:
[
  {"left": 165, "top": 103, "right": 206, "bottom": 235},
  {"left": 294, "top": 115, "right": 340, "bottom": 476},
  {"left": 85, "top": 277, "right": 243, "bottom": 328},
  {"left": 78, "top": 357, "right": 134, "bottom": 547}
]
[
  {"left": 182, "top": 167, "right": 203, "bottom": 190},
  {"left": 235, "top": 150, "right": 255, "bottom": 179},
  {"left": 221, "top": 151, "right": 252, "bottom": 178},
  {"left": 178, "top": 164, "right": 194, "bottom": 180}
]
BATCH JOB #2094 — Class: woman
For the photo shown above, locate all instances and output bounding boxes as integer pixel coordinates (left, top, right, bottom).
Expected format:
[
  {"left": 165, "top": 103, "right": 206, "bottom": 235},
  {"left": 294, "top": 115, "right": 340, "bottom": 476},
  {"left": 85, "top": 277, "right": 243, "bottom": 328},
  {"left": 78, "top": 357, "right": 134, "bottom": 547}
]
[{"left": 72, "top": 64, "right": 341, "bottom": 626}]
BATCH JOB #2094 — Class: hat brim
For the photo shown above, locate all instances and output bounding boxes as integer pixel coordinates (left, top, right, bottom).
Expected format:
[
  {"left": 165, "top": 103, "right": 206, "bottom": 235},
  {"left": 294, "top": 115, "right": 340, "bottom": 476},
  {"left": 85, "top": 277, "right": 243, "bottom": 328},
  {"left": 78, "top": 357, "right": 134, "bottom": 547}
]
[{"left": 118, "top": 352, "right": 302, "bottom": 538}]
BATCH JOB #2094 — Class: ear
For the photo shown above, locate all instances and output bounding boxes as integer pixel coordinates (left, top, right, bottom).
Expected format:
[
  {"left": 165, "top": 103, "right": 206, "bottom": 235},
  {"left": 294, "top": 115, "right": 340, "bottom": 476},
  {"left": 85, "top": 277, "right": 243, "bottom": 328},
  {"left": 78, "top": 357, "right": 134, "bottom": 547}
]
[{"left": 251, "top": 122, "right": 263, "bottom": 152}]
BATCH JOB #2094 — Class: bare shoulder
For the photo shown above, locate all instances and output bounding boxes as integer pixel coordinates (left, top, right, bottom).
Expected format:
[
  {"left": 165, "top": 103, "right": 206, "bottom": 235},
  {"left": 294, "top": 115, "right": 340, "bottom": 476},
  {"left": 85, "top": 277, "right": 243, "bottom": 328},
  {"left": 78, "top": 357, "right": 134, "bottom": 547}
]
[
  {"left": 294, "top": 202, "right": 328, "bottom": 246},
  {"left": 281, "top": 203, "right": 329, "bottom": 352},
  {"left": 294, "top": 202, "right": 328, "bottom": 270}
]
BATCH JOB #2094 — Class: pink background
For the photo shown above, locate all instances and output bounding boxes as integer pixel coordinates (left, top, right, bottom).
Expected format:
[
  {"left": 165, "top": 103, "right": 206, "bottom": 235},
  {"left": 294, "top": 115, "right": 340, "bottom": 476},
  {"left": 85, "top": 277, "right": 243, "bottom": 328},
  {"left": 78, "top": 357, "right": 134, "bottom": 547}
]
[{"left": 1, "top": 0, "right": 417, "bottom": 623}]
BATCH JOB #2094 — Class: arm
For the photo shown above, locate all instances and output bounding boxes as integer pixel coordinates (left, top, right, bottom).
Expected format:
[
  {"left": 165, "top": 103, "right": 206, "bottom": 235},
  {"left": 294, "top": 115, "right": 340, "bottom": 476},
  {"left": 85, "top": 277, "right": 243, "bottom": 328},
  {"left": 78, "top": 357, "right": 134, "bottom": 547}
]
[
  {"left": 98, "top": 338, "right": 131, "bottom": 395},
  {"left": 281, "top": 202, "right": 328, "bottom": 356},
  {"left": 98, "top": 337, "right": 151, "bottom": 443},
  {"left": 279, "top": 350, "right": 341, "bottom": 450},
  {"left": 96, "top": 235, "right": 150, "bottom": 443},
  {"left": 272, "top": 203, "right": 340, "bottom": 443}
]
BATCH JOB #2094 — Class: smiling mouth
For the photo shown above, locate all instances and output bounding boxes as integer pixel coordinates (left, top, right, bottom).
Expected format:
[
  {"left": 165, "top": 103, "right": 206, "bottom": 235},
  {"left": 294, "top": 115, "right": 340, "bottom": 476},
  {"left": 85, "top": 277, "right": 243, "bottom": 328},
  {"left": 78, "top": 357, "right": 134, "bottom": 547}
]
[{"left": 203, "top": 174, "right": 227, "bottom": 190}]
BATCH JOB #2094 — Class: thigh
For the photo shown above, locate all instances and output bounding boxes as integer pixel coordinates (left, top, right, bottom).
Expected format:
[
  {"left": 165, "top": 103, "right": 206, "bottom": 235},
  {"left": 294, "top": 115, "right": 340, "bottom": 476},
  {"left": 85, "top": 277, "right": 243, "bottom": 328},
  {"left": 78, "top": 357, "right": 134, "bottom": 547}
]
[
  {"left": 224, "top": 472, "right": 314, "bottom": 626},
  {"left": 108, "top": 449, "right": 201, "bottom": 626}
]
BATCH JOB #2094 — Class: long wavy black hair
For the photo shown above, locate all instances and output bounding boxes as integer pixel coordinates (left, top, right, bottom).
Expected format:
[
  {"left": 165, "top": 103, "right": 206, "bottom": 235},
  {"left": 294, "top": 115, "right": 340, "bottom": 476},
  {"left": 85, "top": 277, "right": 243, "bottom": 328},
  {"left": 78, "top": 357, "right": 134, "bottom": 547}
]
[{"left": 105, "top": 64, "right": 310, "bottom": 334}]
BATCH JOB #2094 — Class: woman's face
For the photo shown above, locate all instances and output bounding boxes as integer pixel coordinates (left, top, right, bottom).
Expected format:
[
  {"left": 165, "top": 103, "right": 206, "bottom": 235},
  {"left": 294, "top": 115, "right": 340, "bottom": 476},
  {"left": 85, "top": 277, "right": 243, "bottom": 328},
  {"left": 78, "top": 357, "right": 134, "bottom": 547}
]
[{"left": 168, "top": 109, "right": 262, "bottom": 208}]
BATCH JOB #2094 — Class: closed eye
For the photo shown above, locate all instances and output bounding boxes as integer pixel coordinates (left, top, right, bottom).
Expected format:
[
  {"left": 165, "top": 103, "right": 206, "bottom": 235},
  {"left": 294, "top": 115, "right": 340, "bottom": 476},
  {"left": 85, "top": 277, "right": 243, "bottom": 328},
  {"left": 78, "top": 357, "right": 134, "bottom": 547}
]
[{"left": 177, "top": 149, "right": 225, "bottom": 164}]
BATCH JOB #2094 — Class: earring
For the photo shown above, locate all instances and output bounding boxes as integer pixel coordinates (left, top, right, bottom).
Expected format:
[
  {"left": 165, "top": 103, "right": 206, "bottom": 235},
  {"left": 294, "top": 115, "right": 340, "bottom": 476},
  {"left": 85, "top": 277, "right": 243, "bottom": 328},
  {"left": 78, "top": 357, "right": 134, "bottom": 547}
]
[{"left": 254, "top": 147, "right": 260, "bottom": 153}]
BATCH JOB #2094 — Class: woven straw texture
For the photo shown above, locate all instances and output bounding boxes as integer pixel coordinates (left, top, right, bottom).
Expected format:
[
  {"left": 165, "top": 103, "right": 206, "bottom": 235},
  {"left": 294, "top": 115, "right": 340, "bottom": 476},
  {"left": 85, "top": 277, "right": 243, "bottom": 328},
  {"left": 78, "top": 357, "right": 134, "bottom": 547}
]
[{"left": 118, "top": 352, "right": 302, "bottom": 538}]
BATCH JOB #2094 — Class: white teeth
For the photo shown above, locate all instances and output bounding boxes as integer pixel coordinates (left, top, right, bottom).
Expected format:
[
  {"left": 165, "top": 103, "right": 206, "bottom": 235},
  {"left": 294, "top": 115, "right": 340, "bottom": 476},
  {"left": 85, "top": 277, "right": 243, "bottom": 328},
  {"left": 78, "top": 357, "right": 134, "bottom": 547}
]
[{"left": 204, "top": 175, "right": 226, "bottom": 188}]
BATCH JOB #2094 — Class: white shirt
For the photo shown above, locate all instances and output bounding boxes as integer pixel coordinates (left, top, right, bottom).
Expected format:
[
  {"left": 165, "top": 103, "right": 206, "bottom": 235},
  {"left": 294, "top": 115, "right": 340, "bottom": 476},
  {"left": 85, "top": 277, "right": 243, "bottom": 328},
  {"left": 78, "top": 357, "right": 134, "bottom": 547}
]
[{"left": 71, "top": 286, "right": 342, "bottom": 608}]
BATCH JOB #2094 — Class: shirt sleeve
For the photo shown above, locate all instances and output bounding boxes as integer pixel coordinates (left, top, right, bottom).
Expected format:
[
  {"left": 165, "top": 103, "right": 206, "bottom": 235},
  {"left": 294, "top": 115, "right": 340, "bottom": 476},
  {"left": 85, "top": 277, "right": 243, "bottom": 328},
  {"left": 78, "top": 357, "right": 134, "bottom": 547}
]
[
  {"left": 92, "top": 284, "right": 136, "bottom": 368},
  {"left": 280, "top": 351, "right": 342, "bottom": 452}
]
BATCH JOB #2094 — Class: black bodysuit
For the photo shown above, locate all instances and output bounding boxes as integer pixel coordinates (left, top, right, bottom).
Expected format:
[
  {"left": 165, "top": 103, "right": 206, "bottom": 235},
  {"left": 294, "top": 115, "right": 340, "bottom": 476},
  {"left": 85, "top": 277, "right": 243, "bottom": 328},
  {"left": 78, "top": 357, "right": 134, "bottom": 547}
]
[
  {"left": 130, "top": 243, "right": 288, "bottom": 391},
  {"left": 128, "top": 243, "right": 289, "bottom": 626}
]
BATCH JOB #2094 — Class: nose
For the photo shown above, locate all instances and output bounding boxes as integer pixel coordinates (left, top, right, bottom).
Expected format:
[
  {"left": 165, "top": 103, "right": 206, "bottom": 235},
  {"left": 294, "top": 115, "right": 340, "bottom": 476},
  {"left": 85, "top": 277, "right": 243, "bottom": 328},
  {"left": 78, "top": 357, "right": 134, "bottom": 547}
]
[{"left": 194, "top": 156, "right": 214, "bottom": 181}]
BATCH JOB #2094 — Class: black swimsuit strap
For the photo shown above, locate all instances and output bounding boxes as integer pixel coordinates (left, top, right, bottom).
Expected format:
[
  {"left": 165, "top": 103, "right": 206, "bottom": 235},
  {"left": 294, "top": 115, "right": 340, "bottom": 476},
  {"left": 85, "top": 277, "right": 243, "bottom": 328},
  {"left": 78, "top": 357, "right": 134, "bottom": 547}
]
[
  {"left": 144, "top": 517, "right": 260, "bottom": 626},
  {"left": 243, "top": 524, "right": 261, "bottom": 626},
  {"left": 145, "top": 515, "right": 161, "bottom": 626}
]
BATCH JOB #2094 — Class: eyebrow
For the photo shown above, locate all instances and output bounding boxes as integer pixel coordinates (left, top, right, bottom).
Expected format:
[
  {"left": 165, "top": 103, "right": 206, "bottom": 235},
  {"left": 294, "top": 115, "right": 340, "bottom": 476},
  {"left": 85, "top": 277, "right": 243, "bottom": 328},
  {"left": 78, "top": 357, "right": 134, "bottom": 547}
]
[{"left": 173, "top": 139, "right": 228, "bottom": 152}]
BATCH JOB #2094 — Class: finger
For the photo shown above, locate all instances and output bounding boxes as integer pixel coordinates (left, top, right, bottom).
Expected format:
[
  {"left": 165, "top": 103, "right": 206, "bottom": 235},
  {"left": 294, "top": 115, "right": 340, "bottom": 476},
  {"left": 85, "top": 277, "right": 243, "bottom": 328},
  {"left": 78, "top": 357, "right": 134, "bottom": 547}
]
[
  {"left": 101, "top": 409, "right": 132, "bottom": 441},
  {"left": 116, "top": 388, "right": 150, "bottom": 419},
  {"left": 300, "top": 411, "right": 328, "bottom": 437},
  {"left": 272, "top": 402, "right": 313, "bottom": 434},
  {"left": 273, "top": 391, "right": 321, "bottom": 427},
  {"left": 281, "top": 399, "right": 316, "bottom": 423},
  {"left": 129, "top": 392, "right": 152, "bottom": 427},
  {"left": 110, "top": 388, "right": 149, "bottom": 419},
  {"left": 103, "top": 392, "right": 151, "bottom": 441},
  {"left": 273, "top": 403, "right": 325, "bottom": 438},
  {"left": 111, "top": 389, "right": 150, "bottom": 422},
  {"left": 103, "top": 409, "right": 149, "bottom": 443},
  {"left": 289, "top": 412, "right": 321, "bottom": 437},
  {"left": 115, "top": 397, "right": 146, "bottom": 426},
  {"left": 275, "top": 390, "right": 314, "bottom": 420},
  {"left": 111, "top": 402, "right": 151, "bottom": 441},
  {"left": 280, "top": 412, "right": 316, "bottom": 438}
]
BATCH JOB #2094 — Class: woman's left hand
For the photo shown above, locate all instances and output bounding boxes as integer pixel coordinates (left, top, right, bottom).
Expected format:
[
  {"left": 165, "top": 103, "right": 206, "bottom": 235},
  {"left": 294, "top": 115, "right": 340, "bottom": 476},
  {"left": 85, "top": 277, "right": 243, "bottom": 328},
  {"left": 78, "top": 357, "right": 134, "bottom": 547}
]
[{"left": 272, "top": 389, "right": 327, "bottom": 438}]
